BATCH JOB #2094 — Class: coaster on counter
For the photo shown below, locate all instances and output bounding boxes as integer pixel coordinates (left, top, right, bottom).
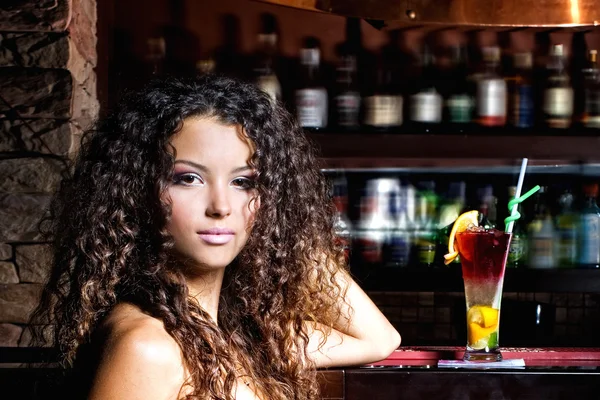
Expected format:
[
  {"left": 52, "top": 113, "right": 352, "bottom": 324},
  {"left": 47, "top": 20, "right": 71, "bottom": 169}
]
[{"left": 438, "top": 359, "right": 525, "bottom": 369}]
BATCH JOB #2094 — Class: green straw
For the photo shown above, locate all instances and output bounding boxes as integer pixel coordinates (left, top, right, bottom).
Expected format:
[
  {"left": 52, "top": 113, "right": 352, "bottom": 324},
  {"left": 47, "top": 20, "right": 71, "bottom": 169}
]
[
  {"left": 504, "top": 158, "right": 540, "bottom": 233},
  {"left": 505, "top": 185, "right": 541, "bottom": 232}
]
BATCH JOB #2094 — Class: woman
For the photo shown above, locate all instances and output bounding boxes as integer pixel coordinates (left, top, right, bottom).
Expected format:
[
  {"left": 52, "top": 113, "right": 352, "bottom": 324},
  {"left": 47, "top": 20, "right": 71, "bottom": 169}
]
[{"left": 31, "top": 75, "right": 400, "bottom": 399}]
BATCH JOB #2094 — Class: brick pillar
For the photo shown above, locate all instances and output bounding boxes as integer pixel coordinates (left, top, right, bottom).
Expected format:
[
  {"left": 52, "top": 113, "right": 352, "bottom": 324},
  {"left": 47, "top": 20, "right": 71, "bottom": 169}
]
[{"left": 0, "top": 0, "right": 99, "bottom": 346}]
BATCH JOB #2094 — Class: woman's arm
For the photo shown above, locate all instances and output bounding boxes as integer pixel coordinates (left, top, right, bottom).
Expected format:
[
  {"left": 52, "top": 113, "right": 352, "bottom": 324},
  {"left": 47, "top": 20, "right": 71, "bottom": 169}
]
[{"left": 306, "top": 269, "right": 401, "bottom": 368}]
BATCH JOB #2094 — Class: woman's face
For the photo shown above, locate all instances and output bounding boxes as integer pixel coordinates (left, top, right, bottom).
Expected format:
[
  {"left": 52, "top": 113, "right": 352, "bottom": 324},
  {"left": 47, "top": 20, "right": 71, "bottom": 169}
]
[{"left": 165, "top": 117, "right": 258, "bottom": 271}]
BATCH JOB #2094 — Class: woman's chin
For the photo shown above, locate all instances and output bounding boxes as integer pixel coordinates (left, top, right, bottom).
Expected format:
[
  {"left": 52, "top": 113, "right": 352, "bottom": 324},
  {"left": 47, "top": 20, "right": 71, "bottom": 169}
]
[{"left": 179, "top": 256, "right": 235, "bottom": 273}]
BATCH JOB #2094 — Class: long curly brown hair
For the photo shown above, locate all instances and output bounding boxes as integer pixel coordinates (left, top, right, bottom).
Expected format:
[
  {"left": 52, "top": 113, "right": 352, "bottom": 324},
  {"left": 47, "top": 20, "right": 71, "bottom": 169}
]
[{"left": 30, "top": 75, "right": 348, "bottom": 399}]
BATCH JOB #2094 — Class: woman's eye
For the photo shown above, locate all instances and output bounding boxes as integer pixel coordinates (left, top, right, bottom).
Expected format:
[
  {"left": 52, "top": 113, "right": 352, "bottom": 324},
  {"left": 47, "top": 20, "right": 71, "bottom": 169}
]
[
  {"left": 173, "top": 173, "right": 203, "bottom": 186},
  {"left": 231, "top": 177, "right": 255, "bottom": 190}
]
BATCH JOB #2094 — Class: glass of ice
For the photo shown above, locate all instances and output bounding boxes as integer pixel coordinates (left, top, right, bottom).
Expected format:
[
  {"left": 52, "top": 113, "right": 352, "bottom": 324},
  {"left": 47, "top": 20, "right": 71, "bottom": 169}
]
[{"left": 456, "top": 227, "right": 512, "bottom": 362}]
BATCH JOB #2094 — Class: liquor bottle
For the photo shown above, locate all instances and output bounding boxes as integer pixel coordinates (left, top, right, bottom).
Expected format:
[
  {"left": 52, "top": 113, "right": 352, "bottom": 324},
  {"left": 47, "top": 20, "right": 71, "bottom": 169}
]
[
  {"left": 543, "top": 44, "right": 574, "bottom": 130},
  {"left": 577, "top": 183, "right": 600, "bottom": 269},
  {"left": 438, "top": 181, "right": 466, "bottom": 229},
  {"left": 214, "top": 15, "right": 243, "bottom": 78},
  {"left": 571, "top": 31, "right": 589, "bottom": 128},
  {"left": 252, "top": 13, "right": 282, "bottom": 103},
  {"left": 445, "top": 45, "right": 474, "bottom": 133},
  {"left": 413, "top": 181, "right": 438, "bottom": 267},
  {"left": 385, "top": 184, "right": 414, "bottom": 267},
  {"left": 332, "top": 177, "right": 353, "bottom": 261},
  {"left": 533, "top": 31, "right": 551, "bottom": 125},
  {"left": 555, "top": 189, "right": 577, "bottom": 268},
  {"left": 355, "top": 178, "right": 401, "bottom": 267},
  {"left": 477, "top": 46, "right": 507, "bottom": 128},
  {"left": 508, "top": 52, "right": 535, "bottom": 129},
  {"left": 478, "top": 185, "right": 497, "bottom": 229},
  {"left": 527, "top": 186, "right": 556, "bottom": 269},
  {"left": 409, "top": 44, "right": 442, "bottom": 133},
  {"left": 144, "top": 36, "right": 166, "bottom": 77},
  {"left": 363, "top": 38, "right": 403, "bottom": 132},
  {"left": 507, "top": 186, "right": 527, "bottom": 268},
  {"left": 582, "top": 49, "right": 600, "bottom": 129},
  {"left": 295, "top": 37, "right": 328, "bottom": 131},
  {"left": 333, "top": 18, "right": 362, "bottom": 131},
  {"left": 438, "top": 181, "right": 466, "bottom": 265}
]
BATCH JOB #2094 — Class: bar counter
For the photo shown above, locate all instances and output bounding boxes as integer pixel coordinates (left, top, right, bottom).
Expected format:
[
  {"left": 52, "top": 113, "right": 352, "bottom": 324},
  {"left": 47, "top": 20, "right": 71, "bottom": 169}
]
[
  {"left": 1, "top": 347, "right": 600, "bottom": 399},
  {"left": 319, "top": 347, "right": 600, "bottom": 400}
]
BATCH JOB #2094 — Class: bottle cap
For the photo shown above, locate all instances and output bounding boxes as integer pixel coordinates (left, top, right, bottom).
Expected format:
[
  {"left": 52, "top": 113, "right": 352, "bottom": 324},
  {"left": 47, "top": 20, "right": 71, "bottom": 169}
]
[
  {"left": 258, "top": 33, "right": 277, "bottom": 47},
  {"left": 552, "top": 44, "right": 565, "bottom": 57},
  {"left": 559, "top": 191, "right": 574, "bottom": 208},
  {"left": 300, "top": 37, "right": 321, "bottom": 65},
  {"left": 196, "top": 58, "right": 215, "bottom": 74},
  {"left": 482, "top": 46, "right": 501, "bottom": 63},
  {"left": 146, "top": 37, "right": 166, "bottom": 60}
]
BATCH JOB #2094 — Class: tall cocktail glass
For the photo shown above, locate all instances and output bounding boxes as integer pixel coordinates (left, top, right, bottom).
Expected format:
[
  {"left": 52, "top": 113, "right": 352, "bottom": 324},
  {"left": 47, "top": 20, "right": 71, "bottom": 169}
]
[{"left": 456, "top": 229, "right": 511, "bottom": 362}]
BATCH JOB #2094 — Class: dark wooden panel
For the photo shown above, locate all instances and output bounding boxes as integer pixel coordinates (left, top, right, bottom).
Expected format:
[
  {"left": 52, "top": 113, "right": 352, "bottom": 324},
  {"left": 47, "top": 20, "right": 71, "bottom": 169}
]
[
  {"left": 308, "top": 133, "right": 600, "bottom": 167},
  {"left": 345, "top": 368, "right": 600, "bottom": 400},
  {"left": 0, "top": 368, "right": 64, "bottom": 400},
  {"left": 0, "top": 366, "right": 345, "bottom": 400},
  {"left": 318, "top": 369, "right": 345, "bottom": 399},
  {"left": 353, "top": 267, "right": 600, "bottom": 293}
]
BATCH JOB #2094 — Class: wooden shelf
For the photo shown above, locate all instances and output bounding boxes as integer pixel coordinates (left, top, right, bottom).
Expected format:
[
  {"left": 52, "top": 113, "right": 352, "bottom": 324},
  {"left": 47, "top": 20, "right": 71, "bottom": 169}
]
[
  {"left": 308, "top": 132, "right": 600, "bottom": 169},
  {"left": 353, "top": 267, "right": 600, "bottom": 293},
  {"left": 254, "top": 0, "right": 600, "bottom": 28},
  {"left": 311, "top": 130, "right": 600, "bottom": 293}
]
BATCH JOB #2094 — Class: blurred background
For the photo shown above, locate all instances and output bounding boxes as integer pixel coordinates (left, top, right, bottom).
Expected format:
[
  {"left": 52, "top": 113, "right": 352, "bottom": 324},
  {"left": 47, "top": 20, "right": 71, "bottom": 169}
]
[{"left": 98, "top": 0, "right": 600, "bottom": 348}]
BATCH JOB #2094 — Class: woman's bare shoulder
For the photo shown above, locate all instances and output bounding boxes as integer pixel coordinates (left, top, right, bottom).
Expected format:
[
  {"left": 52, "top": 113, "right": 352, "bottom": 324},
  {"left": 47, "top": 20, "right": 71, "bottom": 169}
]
[
  {"left": 99, "top": 302, "right": 183, "bottom": 364},
  {"left": 101, "top": 302, "right": 169, "bottom": 333},
  {"left": 87, "top": 303, "right": 186, "bottom": 400}
]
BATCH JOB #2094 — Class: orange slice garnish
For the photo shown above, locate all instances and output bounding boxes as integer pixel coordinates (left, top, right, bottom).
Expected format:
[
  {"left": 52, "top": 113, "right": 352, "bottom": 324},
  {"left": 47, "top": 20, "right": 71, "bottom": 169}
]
[{"left": 444, "top": 210, "right": 479, "bottom": 265}]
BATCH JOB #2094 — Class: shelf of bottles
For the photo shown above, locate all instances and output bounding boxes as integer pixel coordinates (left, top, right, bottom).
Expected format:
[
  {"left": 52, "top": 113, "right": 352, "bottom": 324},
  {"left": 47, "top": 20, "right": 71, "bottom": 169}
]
[
  {"left": 328, "top": 164, "right": 600, "bottom": 293},
  {"left": 233, "top": 16, "right": 600, "bottom": 143},
  {"left": 138, "top": 13, "right": 600, "bottom": 151},
  {"left": 139, "top": 12, "right": 600, "bottom": 291},
  {"left": 148, "top": 12, "right": 600, "bottom": 147},
  {"left": 242, "top": 16, "right": 600, "bottom": 292}
]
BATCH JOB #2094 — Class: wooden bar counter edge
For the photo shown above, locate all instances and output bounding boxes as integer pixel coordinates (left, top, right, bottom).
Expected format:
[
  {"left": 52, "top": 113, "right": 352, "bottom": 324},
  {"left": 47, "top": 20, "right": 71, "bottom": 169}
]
[{"left": 317, "top": 346, "right": 600, "bottom": 400}]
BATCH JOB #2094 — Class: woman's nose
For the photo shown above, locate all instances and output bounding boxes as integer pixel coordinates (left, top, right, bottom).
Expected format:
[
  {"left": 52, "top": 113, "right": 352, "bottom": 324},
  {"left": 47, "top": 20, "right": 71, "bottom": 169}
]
[{"left": 205, "top": 186, "right": 232, "bottom": 218}]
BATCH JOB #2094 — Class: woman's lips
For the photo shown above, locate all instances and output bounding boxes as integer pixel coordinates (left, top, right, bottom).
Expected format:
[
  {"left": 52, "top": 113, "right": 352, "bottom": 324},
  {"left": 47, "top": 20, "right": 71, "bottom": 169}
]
[{"left": 198, "top": 228, "right": 234, "bottom": 245}]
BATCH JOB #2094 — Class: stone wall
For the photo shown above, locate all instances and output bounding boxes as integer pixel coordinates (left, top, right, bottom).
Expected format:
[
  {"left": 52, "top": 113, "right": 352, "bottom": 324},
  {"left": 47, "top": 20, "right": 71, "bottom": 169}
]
[{"left": 0, "top": 0, "right": 98, "bottom": 346}]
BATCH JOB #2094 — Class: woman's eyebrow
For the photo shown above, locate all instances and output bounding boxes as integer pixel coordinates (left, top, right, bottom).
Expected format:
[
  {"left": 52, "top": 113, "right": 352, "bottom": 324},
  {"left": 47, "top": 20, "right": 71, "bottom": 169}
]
[
  {"left": 174, "top": 160, "right": 208, "bottom": 172},
  {"left": 231, "top": 166, "right": 253, "bottom": 174},
  {"left": 174, "top": 160, "right": 252, "bottom": 174}
]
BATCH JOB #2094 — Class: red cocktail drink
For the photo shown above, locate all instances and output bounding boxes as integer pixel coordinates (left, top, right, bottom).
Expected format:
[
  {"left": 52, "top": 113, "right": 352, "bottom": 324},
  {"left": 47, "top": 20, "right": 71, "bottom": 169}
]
[{"left": 456, "top": 228, "right": 511, "bottom": 361}]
